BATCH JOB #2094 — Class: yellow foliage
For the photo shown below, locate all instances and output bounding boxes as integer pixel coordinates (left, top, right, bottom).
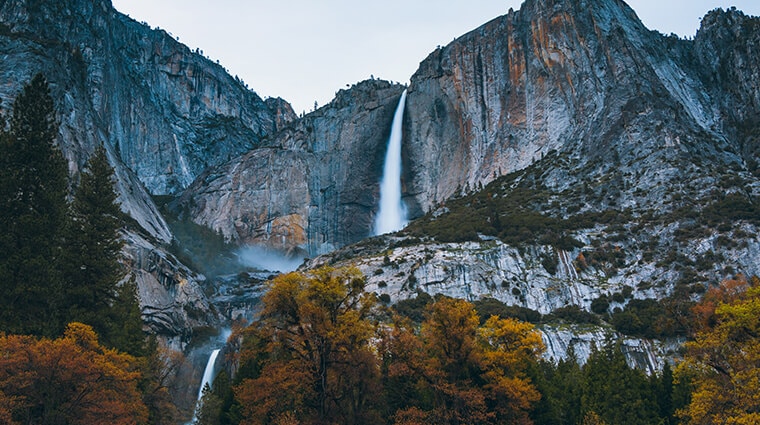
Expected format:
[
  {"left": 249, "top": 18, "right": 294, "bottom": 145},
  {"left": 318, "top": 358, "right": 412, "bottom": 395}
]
[{"left": 678, "top": 280, "right": 760, "bottom": 424}]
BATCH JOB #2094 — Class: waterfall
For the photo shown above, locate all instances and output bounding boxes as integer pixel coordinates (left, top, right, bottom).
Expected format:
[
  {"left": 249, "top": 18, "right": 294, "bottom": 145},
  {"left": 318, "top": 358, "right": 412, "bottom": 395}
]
[
  {"left": 197, "top": 349, "right": 220, "bottom": 401},
  {"left": 188, "top": 348, "right": 221, "bottom": 423},
  {"left": 374, "top": 89, "right": 408, "bottom": 235}
]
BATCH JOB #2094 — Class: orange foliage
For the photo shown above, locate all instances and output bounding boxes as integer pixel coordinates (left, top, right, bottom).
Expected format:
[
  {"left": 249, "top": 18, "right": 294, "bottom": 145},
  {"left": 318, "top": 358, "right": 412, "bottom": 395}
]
[
  {"left": 0, "top": 323, "right": 148, "bottom": 425},
  {"left": 234, "top": 266, "right": 382, "bottom": 425},
  {"left": 691, "top": 275, "right": 756, "bottom": 332},
  {"left": 678, "top": 277, "right": 760, "bottom": 424},
  {"left": 385, "top": 297, "right": 544, "bottom": 425}
]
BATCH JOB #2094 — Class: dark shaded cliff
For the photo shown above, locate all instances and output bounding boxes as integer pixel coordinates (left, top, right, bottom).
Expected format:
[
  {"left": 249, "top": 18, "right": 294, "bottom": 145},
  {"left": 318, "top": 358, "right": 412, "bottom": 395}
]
[{"left": 0, "top": 0, "right": 295, "bottom": 343}]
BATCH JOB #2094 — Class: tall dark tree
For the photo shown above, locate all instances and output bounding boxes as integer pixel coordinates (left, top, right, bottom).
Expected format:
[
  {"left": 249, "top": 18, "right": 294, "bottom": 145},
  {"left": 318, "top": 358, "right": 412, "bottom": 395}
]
[
  {"left": 62, "top": 146, "right": 144, "bottom": 354},
  {"left": 0, "top": 74, "right": 68, "bottom": 336}
]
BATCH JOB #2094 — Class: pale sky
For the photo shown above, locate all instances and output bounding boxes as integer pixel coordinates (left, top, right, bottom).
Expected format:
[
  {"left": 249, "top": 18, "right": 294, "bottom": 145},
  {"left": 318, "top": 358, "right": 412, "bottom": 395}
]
[{"left": 111, "top": 0, "right": 760, "bottom": 114}]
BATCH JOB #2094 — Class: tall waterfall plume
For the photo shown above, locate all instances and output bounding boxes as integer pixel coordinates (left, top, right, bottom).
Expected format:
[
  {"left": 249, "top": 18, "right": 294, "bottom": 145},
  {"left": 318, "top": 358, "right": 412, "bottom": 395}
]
[{"left": 373, "top": 89, "right": 408, "bottom": 235}]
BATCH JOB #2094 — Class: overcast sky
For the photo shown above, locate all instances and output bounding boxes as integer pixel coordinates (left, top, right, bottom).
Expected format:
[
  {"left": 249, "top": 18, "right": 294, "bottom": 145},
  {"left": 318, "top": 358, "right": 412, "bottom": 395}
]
[{"left": 111, "top": 0, "right": 760, "bottom": 113}]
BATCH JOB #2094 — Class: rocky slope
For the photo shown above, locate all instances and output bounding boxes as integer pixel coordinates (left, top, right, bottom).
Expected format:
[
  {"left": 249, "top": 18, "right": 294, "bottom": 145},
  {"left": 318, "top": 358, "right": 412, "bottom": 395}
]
[
  {"left": 2, "top": 0, "right": 760, "bottom": 369},
  {"left": 295, "top": 0, "right": 760, "bottom": 368},
  {"left": 403, "top": 0, "right": 740, "bottom": 212},
  {"left": 0, "top": 0, "right": 294, "bottom": 197},
  {"left": 179, "top": 0, "right": 760, "bottom": 265}
]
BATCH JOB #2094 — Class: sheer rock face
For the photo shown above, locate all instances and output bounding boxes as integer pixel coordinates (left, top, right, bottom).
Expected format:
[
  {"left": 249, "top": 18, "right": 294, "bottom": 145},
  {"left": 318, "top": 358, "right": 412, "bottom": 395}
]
[
  {"left": 0, "top": 0, "right": 294, "bottom": 197},
  {"left": 178, "top": 0, "right": 759, "bottom": 258},
  {"left": 403, "top": 0, "right": 740, "bottom": 213},
  {"left": 175, "top": 80, "right": 405, "bottom": 255}
]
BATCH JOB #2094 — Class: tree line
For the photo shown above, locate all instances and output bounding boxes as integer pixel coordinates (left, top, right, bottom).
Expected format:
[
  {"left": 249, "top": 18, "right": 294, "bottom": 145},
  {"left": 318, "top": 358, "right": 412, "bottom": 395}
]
[{"left": 199, "top": 266, "right": 760, "bottom": 425}]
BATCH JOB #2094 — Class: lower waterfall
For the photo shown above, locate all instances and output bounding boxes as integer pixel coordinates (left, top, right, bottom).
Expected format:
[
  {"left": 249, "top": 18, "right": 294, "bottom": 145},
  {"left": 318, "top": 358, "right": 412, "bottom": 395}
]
[{"left": 188, "top": 348, "right": 221, "bottom": 423}]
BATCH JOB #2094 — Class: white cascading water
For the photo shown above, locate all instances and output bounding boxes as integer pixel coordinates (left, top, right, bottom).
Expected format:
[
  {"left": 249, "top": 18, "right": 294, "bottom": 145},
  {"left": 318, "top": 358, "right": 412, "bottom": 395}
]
[
  {"left": 188, "top": 348, "right": 221, "bottom": 423},
  {"left": 374, "top": 89, "right": 408, "bottom": 235}
]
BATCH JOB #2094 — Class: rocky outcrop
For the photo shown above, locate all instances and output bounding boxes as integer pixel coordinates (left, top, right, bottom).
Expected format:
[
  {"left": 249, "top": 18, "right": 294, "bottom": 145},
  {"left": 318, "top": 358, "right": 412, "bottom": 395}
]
[
  {"left": 121, "top": 230, "right": 221, "bottom": 351},
  {"left": 175, "top": 80, "right": 405, "bottom": 255},
  {"left": 0, "top": 0, "right": 295, "bottom": 342},
  {"left": 693, "top": 7, "right": 760, "bottom": 161},
  {"left": 176, "top": 0, "right": 759, "bottom": 259}
]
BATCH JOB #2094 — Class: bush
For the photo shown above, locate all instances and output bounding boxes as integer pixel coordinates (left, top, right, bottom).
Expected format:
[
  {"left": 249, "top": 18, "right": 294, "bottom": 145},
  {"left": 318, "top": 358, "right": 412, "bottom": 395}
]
[
  {"left": 473, "top": 297, "right": 541, "bottom": 324},
  {"left": 590, "top": 296, "right": 610, "bottom": 314},
  {"left": 546, "top": 305, "right": 600, "bottom": 325},
  {"left": 393, "top": 292, "right": 433, "bottom": 323}
]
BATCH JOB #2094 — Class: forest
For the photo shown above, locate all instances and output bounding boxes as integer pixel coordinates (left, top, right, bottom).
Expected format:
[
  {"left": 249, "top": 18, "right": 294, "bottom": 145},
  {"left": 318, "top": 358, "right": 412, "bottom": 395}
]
[
  {"left": 1, "top": 75, "right": 759, "bottom": 425},
  {"left": 196, "top": 266, "right": 760, "bottom": 425}
]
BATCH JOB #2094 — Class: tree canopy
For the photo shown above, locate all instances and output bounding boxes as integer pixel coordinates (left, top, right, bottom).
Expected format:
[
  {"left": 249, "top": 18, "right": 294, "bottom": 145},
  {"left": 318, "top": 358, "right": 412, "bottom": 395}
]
[
  {"left": 678, "top": 275, "right": 760, "bottom": 424},
  {"left": 0, "top": 323, "right": 148, "bottom": 425},
  {"left": 0, "top": 73, "right": 68, "bottom": 336}
]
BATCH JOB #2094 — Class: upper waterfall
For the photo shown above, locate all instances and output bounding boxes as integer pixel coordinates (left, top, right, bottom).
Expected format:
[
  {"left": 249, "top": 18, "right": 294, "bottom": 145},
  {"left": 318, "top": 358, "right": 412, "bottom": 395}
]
[{"left": 373, "top": 89, "right": 408, "bottom": 235}]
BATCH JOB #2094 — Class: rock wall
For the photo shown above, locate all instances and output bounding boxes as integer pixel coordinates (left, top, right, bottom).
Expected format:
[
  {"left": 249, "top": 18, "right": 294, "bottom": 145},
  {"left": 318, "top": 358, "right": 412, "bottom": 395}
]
[
  {"left": 121, "top": 231, "right": 221, "bottom": 351},
  {"left": 176, "top": 80, "right": 405, "bottom": 255},
  {"left": 403, "top": 0, "right": 736, "bottom": 214},
  {"left": 0, "top": 0, "right": 294, "bottom": 197}
]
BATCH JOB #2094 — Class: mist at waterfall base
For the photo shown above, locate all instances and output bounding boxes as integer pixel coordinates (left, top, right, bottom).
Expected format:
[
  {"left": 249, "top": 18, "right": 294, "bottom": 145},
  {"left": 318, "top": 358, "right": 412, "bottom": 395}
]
[
  {"left": 374, "top": 89, "right": 408, "bottom": 236},
  {"left": 236, "top": 246, "right": 304, "bottom": 273}
]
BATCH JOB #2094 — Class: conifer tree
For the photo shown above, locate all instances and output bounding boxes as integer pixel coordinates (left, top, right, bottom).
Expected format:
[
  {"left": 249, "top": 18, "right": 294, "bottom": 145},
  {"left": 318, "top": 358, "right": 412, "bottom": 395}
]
[
  {"left": 0, "top": 74, "right": 68, "bottom": 336},
  {"left": 62, "top": 146, "right": 144, "bottom": 354}
]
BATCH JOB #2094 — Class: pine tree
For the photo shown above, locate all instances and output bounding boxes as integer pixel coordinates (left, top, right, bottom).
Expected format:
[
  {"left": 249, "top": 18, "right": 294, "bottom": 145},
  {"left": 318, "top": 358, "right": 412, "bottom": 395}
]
[
  {"left": 62, "top": 146, "right": 144, "bottom": 354},
  {"left": 0, "top": 73, "right": 68, "bottom": 336}
]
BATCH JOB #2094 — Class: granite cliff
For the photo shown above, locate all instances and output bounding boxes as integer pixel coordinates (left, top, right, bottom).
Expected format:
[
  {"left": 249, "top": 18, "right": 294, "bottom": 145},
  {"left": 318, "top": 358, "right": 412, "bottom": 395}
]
[{"left": 174, "top": 80, "right": 405, "bottom": 255}]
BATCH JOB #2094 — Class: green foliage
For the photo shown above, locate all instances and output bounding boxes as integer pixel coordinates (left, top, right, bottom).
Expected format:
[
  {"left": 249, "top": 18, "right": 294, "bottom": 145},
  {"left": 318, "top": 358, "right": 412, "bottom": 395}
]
[
  {"left": 156, "top": 196, "right": 238, "bottom": 278},
  {"left": 610, "top": 298, "right": 691, "bottom": 339},
  {"left": 530, "top": 342, "right": 689, "bottom": 425},
  {"left": 392, "top": 291, "right": 433, "bottom": 322},
  {"left": 590, "top": 296, "right": 610, "bottom": 314},
  {"left": 473, "top": 296, "right": 542, "bottom": 324},
  {"left": 61, "top": 147, "right": 145, "bottom": 354},
  {"left": 578, "top": 245, "right": 626, "bottom": 276},
  {"left": 547, "top": 305, "right": 601, "bottom": 325},
  {"left": 0, "top": 73, "right": 68, "bottom": 336},
  {"left": 529, "top": 355, "right": 583, "bottom": 425},
  {"left": 0, "top": 75, "right": 145, "bottom": 355},
  {"left": 404, "top": 168, "right": 589, "bottom": 248},
  {"left": 581, "top": 342, "right": 660, "bottom": 425}
]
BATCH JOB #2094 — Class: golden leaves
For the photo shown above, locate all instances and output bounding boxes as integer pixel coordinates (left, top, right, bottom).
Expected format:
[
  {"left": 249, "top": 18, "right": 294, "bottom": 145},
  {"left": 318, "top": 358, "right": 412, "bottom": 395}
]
[
  {"left": 0, "top": 323, "right": 148, "bottom": 425},
  {"left": 678, "top": 278, "right": 760, "bottom": 424}
]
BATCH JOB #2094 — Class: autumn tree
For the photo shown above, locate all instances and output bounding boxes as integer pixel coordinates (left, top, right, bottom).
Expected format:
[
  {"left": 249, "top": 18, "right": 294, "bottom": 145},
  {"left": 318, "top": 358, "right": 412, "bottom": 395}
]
[
  {"left": 0, "top": 322, "right": 148, "bottom": 424},
  {"left": 234, "top": 266, "right": 383, "bottom": 425},
  {"left": 383, "top": 297, "right": 544, "bottom": 425},
  {"left": 677, "top": 276, "right": 760, "bottom": 424},
  {"left": 0, "top": 74, "right": 68, "bottom": 336}
]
